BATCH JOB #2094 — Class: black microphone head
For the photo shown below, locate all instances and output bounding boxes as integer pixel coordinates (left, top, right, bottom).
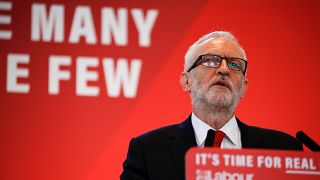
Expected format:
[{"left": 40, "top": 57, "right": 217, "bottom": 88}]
[
  {"left": 296, "top": 131, "right": 304, "bottom": 140},
  {"left": 296, "top": 131, "right": 320, "bottom": 152}
]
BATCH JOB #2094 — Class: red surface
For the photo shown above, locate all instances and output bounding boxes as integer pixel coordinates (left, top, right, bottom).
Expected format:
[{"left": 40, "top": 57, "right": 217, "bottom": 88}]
[
  {"left": 0, "top": 0, "right": 319, "bottom": 179},
  {"left": 186, "top": 148, "right": 320, "bottom": 179}
]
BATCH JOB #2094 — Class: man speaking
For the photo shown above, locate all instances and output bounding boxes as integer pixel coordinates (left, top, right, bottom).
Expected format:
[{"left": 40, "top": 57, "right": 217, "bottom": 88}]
[{"left": 120, "top": 31, "right": 303, "bottom": 180}]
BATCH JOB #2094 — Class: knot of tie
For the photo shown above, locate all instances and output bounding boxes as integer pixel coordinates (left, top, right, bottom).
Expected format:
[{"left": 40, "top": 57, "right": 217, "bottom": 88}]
[{"left": 204, "top": 129, "right": 225, "bottom": 148}]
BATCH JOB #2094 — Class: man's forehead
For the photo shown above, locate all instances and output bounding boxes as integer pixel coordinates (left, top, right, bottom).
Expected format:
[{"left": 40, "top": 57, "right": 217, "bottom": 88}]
[
  {"left": 188, "top": 37, "right": 245, "bottom": 61},
  {"left": 197, "top": 37, "right": 241, "bottom": 53}
]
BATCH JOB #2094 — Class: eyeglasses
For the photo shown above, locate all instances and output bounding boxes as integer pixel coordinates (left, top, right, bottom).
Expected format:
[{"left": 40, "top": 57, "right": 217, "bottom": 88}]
[{"left": 187, "top": 54, "right": 248, "bottom": 75}]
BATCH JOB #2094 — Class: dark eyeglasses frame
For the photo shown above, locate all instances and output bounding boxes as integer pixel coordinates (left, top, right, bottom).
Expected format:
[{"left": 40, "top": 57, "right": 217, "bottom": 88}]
[{"left": 187, "top": 54, "right": 248, "bottom": 75}]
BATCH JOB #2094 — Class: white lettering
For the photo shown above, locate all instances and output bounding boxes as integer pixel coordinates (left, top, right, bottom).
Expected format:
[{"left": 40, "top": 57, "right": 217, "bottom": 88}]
[
  {"left": 223, "top": 154, "right": 254, "bottom": 167},
  {"left": 0, "top": 1, "right": 13, "bottom": 39},
  {"left": 103, "top": 58, "right": 141, "bottom": 98},
  {"left": 285, "top": 157, "right": 317, "bottom": 170},
  {"left": 7, "top": 53, "right": 30, "bottom": 93},
  {"left": 69, "top": 6, "right": 97, "bottom": 44},
  {"left": 101, "top": 8, "right": 127, "bottom": 46},
  {"left": 213, "top": 171, "right": 254, "bottom": 180},
  {"left": 76, "top": 57, "right": 99, "bottom": 96},
  {"left": 131, "top": 9, "right": 158, "bottom": 47},
  {"left": 31, "top": 3, "right": 64, "bottom": 42},
  {"left": 211, "top": 154, "right": 220, "bottom": 166},
  {"left": 257, "top": 156, "right": 281, "bottom": 168},
  {"left": 48, "top": 55, "right": 71, "bottom": 94}
]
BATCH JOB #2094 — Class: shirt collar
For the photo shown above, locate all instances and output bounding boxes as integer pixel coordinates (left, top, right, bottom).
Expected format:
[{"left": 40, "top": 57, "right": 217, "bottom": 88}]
[{"left": 191, "top": 113, "right": 240, "bottom": 147}]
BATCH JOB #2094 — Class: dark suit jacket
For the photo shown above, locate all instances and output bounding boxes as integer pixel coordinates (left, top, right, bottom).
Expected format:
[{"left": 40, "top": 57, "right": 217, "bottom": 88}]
[{"left": 120, "top": 116, "right": 303, "bottom": 180}]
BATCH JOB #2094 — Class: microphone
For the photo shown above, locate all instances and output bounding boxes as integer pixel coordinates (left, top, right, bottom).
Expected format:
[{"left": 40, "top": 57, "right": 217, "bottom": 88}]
[{"left": 296, "top": 131, "right": 320, "bottom": 152}]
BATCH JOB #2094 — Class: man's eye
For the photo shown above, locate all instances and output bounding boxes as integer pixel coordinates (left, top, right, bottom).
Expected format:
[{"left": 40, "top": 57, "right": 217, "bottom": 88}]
[
  {"left": 228, "top": 62, "right": 241, "bottom": 69},
  {"left": 202, "top": 59, "right": 220, "bottom": 67}
]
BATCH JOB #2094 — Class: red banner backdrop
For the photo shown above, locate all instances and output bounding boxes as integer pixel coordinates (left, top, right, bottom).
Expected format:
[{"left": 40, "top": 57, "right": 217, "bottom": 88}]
[{"left": 1, "top": 0, "right": 319, "bottom": 179}]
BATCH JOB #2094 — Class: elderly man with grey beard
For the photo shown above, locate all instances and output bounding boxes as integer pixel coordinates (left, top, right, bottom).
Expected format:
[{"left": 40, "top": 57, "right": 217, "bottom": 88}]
[{"left": 120, "top": 31, "right": 303, "bottom": 180}]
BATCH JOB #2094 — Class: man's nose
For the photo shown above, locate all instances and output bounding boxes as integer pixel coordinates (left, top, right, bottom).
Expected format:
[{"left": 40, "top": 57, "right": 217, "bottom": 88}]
[{"left": 216, "top": 59, "right": 230, "bottom": 76}]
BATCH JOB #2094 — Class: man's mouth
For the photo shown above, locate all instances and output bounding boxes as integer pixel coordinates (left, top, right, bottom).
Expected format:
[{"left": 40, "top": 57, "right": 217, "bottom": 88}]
[{"left": 211, "top": 80, "right": 231, "bottom": 90}]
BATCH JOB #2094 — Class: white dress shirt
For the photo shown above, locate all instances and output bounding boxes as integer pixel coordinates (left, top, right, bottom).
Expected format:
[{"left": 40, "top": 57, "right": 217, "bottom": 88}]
[{"left": 191, "top": 113, "right": 242, "bottom": 149}]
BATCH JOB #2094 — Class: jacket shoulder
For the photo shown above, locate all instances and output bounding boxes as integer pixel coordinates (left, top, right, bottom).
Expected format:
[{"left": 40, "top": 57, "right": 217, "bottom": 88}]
[
  {"left": 134, "top": 123, "right": 180, "bottom": 144},
  {"left": 245, "top": 124, "right": 303, "bottom": 150}
]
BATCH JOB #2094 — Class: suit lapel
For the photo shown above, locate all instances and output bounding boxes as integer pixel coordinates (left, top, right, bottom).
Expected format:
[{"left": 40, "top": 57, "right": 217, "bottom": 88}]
[
  {"left": 169, "top": 116, "right": 197, "bottom": 179},
  {"left": 236, "top": 118, "right": 262, "bottom": 148}
]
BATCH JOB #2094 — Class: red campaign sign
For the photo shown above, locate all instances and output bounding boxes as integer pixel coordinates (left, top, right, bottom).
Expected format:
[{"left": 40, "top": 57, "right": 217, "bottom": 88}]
[{"left": 186, "top": 148, "right": 320, "bottom": 180}]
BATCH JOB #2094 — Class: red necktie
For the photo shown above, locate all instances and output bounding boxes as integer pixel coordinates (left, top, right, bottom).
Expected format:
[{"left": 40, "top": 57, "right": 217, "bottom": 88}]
[
  {"left": 204, "top": 130, "right": 225, "bottom": 148},
  {"left": 213, "top": 130, "right": 225, "bottom": 147}
]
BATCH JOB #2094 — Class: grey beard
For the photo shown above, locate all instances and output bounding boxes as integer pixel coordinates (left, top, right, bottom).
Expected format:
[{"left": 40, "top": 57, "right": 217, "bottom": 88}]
[
  {"left": 192, "top": 86, "right": 240, "bottom": 118},
  {"left": 196, "top": 93, "right": 237, "bottom": 116}
]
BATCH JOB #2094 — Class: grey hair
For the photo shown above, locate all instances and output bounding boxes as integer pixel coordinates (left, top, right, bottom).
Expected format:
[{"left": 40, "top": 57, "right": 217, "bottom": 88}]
[{"left": 184, "top": 31, "right": 247, "bottom": 71}]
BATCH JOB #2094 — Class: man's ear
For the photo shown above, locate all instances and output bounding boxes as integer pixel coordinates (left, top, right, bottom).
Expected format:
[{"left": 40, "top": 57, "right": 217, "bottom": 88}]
[
  {"left": 180, "top": 71, "right": 191, "bottom": 92},
  {"left": 240, "top": 78, "right": 248, "bottom": 99}
]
